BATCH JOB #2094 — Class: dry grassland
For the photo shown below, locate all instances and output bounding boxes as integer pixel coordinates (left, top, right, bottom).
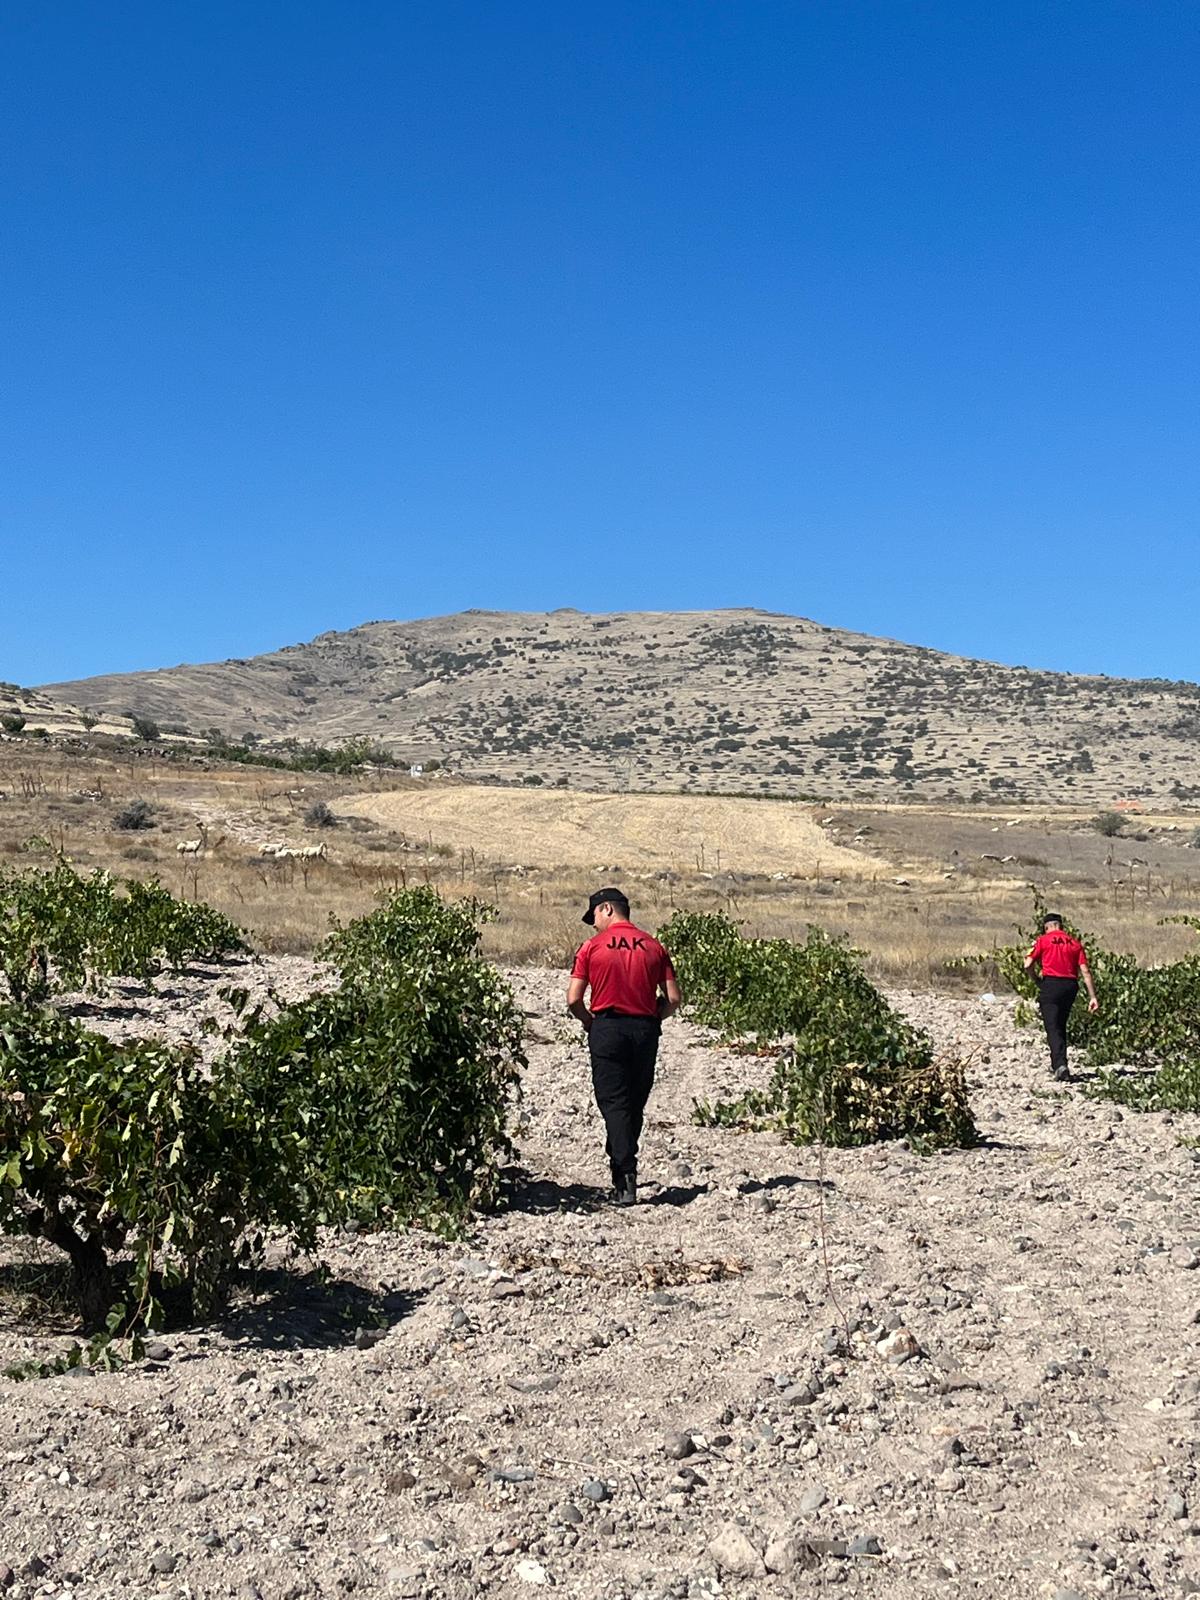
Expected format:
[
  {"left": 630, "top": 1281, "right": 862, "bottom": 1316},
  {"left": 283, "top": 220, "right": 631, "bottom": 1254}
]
[{"left": 3, "top": 742, "right": 1200, "bottom": 984}]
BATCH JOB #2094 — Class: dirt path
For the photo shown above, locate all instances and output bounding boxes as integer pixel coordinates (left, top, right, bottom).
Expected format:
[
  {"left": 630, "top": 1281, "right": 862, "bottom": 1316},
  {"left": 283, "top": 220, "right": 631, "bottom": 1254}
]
[{"left": 2, "top": 969, "right": 1199, "bottom": 1599}]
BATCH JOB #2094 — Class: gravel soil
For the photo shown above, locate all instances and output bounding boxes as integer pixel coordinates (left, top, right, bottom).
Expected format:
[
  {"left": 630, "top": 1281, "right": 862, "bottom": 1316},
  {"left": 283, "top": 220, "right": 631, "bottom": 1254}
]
[{"left": 3, "top": 962, "right": 1200, "bottom": 1600}]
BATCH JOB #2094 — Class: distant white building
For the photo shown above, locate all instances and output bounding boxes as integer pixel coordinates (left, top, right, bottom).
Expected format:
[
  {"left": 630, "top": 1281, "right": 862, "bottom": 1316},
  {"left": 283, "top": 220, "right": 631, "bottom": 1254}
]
[{"left": 409, "top": 763, "right": 424, "bottom": 778}]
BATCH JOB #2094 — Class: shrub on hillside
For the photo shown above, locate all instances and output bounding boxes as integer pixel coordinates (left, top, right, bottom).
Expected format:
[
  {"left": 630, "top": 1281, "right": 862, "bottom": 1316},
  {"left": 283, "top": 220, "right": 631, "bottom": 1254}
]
[
  {"left": 664, "top": 910, "right": 974, "bottom": 1151},
  {"left": 0, "top": 713, "right": 26, "bottom": 735},
  {"left": 1092, "top": 810, "right": 1125, "bottom": 837},
  {"left": 112, "top": 799, "right": 156, "bottom": 831},
  {"left": 304, "top": 800, "right": 337, "bottom": 829},
  {"left": 130, "top": 716, "right": 161, "bottom": 743}
]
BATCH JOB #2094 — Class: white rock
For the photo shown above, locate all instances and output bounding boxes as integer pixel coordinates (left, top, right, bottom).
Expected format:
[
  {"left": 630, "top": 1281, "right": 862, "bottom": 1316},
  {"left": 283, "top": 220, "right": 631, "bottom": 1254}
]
[
  {"left": 876, "top": 1327, "right": 921, "bottom": 1364},
  {"left": 709, "top": 1523, "right": 767, "bottom": 1578},
  {"left": 515, "top": 1558, "right": 551, "bottom": 1586}
]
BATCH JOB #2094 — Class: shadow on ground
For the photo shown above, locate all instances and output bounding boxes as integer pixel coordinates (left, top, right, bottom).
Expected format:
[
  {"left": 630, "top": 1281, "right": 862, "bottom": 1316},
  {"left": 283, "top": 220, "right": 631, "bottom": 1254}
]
[
  {"left": 644, "top": 1184, "right": 710, "bottom": 1207},
  {"left": 0, "top": 1261, "right": 80, "bottom": 1334},
  {"left": 500, "top": 1171, "right": 712, "bottom": 1212},
  {"left": 498, "top": 1175, "right": 612, "bottom": 1214},
  {"left": 214, "top": 1267, "right": 427, "bottom": 1352},
  {"left": 738, "top": 1173, "right": 832, "bottom": 1195},
  {"left": 0, "top": 1256, "right": 427, "bottom": 1357}
]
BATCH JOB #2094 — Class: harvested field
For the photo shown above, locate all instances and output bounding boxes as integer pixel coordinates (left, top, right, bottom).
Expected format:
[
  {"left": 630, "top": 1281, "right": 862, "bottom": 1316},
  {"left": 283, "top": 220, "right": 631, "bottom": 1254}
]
[
  {"left": 337, "top": 787, "right": 878, "bottom": 877},
  {"left": 3, "top": 962, "right": 1200, "bottom": 1597}
]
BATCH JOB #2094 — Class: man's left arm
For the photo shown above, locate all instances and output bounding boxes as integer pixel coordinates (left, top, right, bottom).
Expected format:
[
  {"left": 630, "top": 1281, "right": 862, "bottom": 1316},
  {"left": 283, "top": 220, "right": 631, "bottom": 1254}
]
[
  {"left": 1079, "top": 951, "right": 1099, "bottom": 1012},
  {"left": 657, "top": 956, "right": 682, "bottom": 1021}
]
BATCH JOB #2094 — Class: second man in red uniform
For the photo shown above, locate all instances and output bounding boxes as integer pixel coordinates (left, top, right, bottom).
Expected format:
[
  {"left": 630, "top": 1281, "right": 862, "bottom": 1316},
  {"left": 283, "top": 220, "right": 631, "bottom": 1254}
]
[{"left": 1023, "top": 911, "right": 1099, "bottom": 1081}]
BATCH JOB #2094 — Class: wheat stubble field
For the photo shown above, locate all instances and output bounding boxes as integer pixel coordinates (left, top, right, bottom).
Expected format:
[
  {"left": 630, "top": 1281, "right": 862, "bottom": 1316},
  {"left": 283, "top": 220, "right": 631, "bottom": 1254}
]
[{"left": 4, "top": 739, "right": 1200, "bottom": 1598}]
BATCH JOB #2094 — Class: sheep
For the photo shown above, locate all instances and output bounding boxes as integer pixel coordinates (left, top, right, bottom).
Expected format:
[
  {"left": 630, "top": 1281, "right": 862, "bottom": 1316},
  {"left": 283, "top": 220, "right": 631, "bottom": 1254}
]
[
  {"left": 296, "top": 843, "right": 327, "bottom": 860},
  {"left": 176, "top": 839, "right": 203, "bottom": 855}
]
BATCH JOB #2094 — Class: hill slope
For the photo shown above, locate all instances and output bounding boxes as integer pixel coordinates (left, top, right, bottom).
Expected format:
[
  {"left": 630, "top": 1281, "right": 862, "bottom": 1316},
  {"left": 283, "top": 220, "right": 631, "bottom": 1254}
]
[{"left": 40, "top": 608, "right": 1200, "bottom": 804}]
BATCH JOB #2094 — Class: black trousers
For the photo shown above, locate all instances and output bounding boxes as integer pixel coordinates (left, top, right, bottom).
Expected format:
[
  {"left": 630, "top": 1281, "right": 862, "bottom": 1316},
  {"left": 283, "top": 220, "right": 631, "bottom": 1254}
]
[
  {"left": 1038, "top": 977, "right": 1078, "bottom": 1074},
  {"left": 589, "top": 1013, "right": 661, "bottom": 1183}
]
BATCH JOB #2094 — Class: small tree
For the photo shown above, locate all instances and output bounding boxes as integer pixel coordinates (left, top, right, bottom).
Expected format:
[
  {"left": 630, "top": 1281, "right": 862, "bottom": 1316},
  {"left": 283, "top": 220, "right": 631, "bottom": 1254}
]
[
  {"left": 1093, "top": 811, "right": 1125, "bottom": 837},
  {"left": 130, "top": 716, "right": 160, "bottom": 743},
  {"left": 0, "top": 713, "right": 26, "bottom": 735}
]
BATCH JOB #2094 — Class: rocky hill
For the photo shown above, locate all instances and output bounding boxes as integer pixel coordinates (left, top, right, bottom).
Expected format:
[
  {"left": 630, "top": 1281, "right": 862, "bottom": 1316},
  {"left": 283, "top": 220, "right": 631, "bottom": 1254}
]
[{"left": 39, "top": 608, "right": 1200, "bottom": 805}]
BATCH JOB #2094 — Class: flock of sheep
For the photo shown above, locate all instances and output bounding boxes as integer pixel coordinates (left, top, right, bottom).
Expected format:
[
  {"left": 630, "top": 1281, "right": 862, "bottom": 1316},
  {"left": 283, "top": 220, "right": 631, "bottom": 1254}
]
[{"left": 174, "top": 838, "right": 328, "bottom": 859}]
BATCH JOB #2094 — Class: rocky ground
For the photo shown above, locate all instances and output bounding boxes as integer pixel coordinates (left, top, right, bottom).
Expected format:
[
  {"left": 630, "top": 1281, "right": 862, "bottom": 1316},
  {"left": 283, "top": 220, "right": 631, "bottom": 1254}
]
[{"left": 3, "top": 964, "right": 1200, "bottom": 1600}]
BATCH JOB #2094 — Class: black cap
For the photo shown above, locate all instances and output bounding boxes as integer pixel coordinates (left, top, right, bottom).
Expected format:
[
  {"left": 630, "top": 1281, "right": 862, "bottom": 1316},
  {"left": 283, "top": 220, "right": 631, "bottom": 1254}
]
[
  {"left": 1042, "top": 912, "right": 1065, "bottom": 929},
  {"left": 583, "top": 887, "right": 628, "bottom": 925}
]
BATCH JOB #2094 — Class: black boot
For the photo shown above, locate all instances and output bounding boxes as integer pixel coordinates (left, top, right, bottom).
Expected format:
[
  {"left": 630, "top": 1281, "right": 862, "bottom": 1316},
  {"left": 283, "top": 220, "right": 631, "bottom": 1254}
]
[{"left": 613, "top": 1172, "right": 637, "bottom": 1207}]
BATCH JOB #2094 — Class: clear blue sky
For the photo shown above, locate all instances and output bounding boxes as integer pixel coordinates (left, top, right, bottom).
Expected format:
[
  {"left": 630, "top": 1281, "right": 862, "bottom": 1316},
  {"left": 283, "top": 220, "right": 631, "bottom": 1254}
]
[{"left": 3, "top": 2, "right": 1198, "bottom": 686}]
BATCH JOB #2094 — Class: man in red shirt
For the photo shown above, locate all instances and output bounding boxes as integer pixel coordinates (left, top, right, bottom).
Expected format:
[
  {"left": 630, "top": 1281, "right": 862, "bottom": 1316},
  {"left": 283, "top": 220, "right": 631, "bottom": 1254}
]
[
  {"left": 567, "top": 887, "right": 682, "bottom": 1206},
  {"left": 1023, "top": 912, "right": 1100, "bottom": 1081}
]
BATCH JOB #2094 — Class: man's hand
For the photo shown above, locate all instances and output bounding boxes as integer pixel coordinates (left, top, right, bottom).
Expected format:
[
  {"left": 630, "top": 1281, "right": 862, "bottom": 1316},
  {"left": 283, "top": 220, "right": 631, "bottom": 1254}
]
[{"left": 1088, "top": 996, "right": 1100, "bottom": 1014}]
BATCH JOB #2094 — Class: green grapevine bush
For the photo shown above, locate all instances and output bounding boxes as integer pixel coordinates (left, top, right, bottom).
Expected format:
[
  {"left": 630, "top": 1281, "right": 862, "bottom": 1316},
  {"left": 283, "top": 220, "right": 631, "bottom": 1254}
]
[
  {"left": 662, "top": 911, "right": 975, "bottom": 1151},
  {"left": 0, "top": 1006, "right": 273, "bottom": 1338},
  {"left": 0, "top": 860, "right": 248, "bottom": 1005},
  {"left": 322, "top": 886, "right": 493, "bottom": 977},
  {"left": 0, "top": 888, "right": 524, "bottom": 1348},
  {"left": 313, "top": 887, "right": 524, "bottom": 1220}
]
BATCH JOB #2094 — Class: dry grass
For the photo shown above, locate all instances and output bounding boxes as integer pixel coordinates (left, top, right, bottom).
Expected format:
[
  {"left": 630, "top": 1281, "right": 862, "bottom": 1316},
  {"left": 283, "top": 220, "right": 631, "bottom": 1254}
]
[
  {"left": 337, "top": 787, "right": 877, "bottom": 877},
  {"left": 3, "top": 744, "right": 1200, "bottom": 987}
]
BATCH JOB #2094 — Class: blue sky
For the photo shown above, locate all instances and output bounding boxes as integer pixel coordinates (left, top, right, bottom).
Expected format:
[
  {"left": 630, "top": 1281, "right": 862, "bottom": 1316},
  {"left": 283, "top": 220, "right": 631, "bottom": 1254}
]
[{"left": 3, "top": 2, "right": 1198, "bottom": 686}]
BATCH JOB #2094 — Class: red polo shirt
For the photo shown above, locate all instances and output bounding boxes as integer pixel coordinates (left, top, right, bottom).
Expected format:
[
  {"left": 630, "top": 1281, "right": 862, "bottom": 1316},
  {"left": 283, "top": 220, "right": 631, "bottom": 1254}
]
[
  {"left": 571, "top": 922, "right": 676, "bottom": 1017},
  {"left": 1028, "top": 931, "right": 1089, "bottom": 979}
]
